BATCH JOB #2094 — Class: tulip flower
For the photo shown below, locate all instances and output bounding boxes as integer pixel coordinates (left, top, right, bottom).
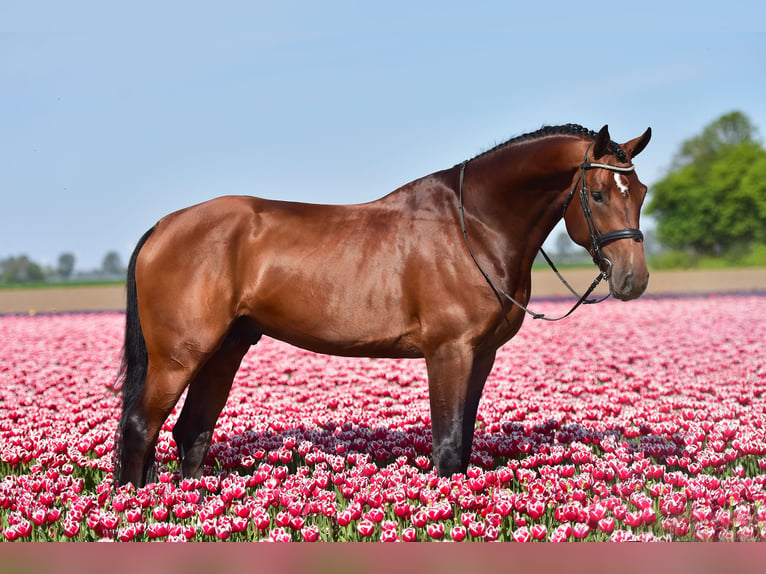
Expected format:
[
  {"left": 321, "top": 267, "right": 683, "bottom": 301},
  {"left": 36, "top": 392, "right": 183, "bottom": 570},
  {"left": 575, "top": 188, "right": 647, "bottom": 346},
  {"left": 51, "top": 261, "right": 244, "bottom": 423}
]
[
  {"left": 401, "top": 527, "right": 417, "bottom": 542},
  {"left": 356, "top": 519, "right": 375, "bottom": 538},
  {"left": 512, "top": 526, "right": 531, "bottom": 542},
  {"left": 1, "top": 297, "right": 765, "bottom": 542},
  {"left": 450, "top": 525, "right": 467, "bottom": 542}
]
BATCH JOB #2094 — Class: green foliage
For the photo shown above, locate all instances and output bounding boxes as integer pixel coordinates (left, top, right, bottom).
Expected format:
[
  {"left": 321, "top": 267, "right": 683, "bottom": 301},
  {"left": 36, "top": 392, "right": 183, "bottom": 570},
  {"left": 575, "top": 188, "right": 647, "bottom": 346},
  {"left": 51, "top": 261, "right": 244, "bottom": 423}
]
[
  {"left": 0, "top": 255, "right": 45, "bottom": 284},
  {"left": 101, "top": 250, "right": 125, "bottom": 276},
  {"left": 649, "top": 243, "right": 766, "bottom": 270},
  {"left": 647, "top": 111, "right": 766, "bottom": 260},
  {"left": 57, "top": 252, "right": 76, "bottom": 279},
  {"left": 671, "top": 110, "right": 759, "bottom": 170}
]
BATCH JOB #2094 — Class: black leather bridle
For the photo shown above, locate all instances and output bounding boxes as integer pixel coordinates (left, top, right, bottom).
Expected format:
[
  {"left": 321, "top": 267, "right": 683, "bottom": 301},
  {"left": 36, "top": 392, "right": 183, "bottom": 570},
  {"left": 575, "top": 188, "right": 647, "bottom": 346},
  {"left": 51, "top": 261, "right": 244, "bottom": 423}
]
[
  {"left": 561, "top": 143, "right": 644, "bottom": 275},
  {"left": 457, "top": 143, "right": 644, "bottom": 322}
]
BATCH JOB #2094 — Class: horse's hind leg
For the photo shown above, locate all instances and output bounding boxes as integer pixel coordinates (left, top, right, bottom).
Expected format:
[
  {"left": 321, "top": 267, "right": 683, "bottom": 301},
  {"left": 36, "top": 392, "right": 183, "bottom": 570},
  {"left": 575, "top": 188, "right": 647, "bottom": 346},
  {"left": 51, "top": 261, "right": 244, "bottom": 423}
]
[
  {"left": 120, "top": 363, "right": 195, "bottom": 487},
  {"left": 173, "top": 330, "right": 257, "bottom": 479}
]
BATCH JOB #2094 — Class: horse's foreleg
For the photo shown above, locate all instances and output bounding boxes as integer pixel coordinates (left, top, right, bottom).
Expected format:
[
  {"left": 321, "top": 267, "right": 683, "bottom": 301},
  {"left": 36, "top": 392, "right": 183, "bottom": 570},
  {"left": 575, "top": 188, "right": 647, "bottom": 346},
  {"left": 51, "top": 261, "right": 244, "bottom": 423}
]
[
  {"left": 425, "top": 345, "right": 496, "bottom": 477},
  {"left": 173, "top": 335, "right": 253, "bottom": 479}
]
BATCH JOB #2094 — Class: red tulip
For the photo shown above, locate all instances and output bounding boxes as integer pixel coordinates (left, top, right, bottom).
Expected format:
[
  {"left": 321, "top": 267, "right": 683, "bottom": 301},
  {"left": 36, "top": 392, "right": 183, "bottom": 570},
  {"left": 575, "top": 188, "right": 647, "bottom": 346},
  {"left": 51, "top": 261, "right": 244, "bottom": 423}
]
[
  {"left": 117, "top": 525, "right": 138, "bottom": 542},
  {"left": 269, "top": 527, "right": 291, "bottom": 542},
  {"left": 624, "top": 510, "right": 644, "bottom": 528},
  {"left": 63, "top": 518, "right": 81, "bottom": 538},
  {"left": 450, "top": 525, "right": 467, "bottom": 542},
  {"left": 549, "top": 523, "right": 572, "bottom": 542},
  {"left": 572, "top": 523, "right": 590, "bottom": 540},
  {"left": 598, "top": 517, "right": 615, "bottom": 534},
  {"left": 125, "top": 507, "right": 142, "bottom": 523},
  {"left": 512, "top": 526, "right": 530, "bottom": 542},
  {"left": 526, "top": 498, "right": 546, "bottom": 520},
  {"left": 152, "top": 505, "right": 169, "bottom": 521},
  {"left": 146, "top": 522, "right": 169, "bottom": 539},
  {"left": 530, "top": 524, "right": 547, "bottom": 540},
  {"left": 401, "top": 527, "right": 417, "bottom": 542},
  {"left": 356, "top": 519, "right": 375, "bottom": 538},
  {"left": 380, "top": 528, "right": 399, "bottom": 542},
  {"left": 411, "top": 509, "right": 427, "bottom": 528},
  {"left": 215, "top": 519, "right": 232, "bottom": 541},
  {"left": 694, "top": 522, "right": 715, "bottom": 542},
  {"left": 426, "top": 523, "right": 445, "bottom": 540},
  {"left": 467, "top": 521, "right": 485, "bottom": 538}
]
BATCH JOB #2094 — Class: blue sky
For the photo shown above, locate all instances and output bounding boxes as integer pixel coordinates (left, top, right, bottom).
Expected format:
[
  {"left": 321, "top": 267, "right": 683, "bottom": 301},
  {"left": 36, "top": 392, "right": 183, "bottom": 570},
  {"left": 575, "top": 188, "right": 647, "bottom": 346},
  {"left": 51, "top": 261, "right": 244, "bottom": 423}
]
[{"left": 2, "top": 2, "right": 765, "bottom": 270}]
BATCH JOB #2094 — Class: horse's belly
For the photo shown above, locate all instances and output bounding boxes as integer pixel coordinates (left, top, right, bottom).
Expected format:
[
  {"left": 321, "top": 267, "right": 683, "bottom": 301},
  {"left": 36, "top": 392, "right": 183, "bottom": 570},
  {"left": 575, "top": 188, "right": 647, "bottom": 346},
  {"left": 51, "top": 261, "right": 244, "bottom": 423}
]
[{"left": 242, "top": 275, "right": 421, "bottom": 358}]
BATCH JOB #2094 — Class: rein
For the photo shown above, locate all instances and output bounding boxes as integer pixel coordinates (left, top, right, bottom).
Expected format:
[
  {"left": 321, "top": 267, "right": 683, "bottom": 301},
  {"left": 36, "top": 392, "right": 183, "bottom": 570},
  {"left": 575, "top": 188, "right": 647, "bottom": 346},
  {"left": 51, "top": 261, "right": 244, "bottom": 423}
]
[{"left": 457, "top": 144, "right": 643, "bottom": 322}]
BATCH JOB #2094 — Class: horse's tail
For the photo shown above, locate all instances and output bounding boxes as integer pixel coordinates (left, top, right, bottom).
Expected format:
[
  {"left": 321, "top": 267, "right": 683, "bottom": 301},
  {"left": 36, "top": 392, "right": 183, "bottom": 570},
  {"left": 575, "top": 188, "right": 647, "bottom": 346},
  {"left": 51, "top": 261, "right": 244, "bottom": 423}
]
[{"left": 113, "top": 225, "right": 155, "bottom": 484}]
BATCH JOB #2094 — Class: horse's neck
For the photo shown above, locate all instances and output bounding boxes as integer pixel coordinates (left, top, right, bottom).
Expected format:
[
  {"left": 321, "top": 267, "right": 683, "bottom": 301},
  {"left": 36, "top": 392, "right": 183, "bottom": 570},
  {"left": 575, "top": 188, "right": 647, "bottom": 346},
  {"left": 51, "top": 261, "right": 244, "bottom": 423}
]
[{"left": 466, "top": 139, "right": 584, "bottom": 270}]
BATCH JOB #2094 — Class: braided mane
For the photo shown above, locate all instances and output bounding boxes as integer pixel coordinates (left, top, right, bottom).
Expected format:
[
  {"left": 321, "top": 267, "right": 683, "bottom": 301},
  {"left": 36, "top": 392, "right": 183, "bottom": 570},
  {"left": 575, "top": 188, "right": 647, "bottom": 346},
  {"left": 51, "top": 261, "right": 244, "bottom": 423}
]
[{"left": 472, "top": 124, "right": 628, "bottom": 163}]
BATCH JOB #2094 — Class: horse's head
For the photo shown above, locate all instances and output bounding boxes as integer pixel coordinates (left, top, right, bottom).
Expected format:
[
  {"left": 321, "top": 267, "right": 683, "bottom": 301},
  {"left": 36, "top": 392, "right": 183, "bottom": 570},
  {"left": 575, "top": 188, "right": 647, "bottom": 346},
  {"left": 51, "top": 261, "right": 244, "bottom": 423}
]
[{"left": 564, "top": 125, "right": 652, "bottom": 301}]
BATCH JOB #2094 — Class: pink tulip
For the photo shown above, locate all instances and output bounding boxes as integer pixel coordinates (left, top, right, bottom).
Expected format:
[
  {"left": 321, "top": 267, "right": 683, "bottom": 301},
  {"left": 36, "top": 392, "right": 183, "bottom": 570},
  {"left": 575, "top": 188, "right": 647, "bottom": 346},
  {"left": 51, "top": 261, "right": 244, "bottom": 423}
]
[
  {"left": 411, "top": 509, "right": 428, "bottom": 528},
  {"left": 30, "top": 506, "right": 48, "bottom": 526},
  {"left": 598, "top": 517, "right": 615, "bottom": 534},
  {"left": 200, "top": 519, "right": 217, "bottom": 537},
  {"left": 215, "top": 519, "right": 232, "bottom": 540},
  {"left": 512, "top": 526, "right": 531, "bottom": 542},
  {"left": 526, "top": 499, "right": 546, "bottom": 520},
  {"left": 366, "top": 507, "right": 385, "bottom": 523},
  {"left": 146, "top": 522, "right": 169, "bottom": 539},
  {"left": 530, "top": 524, "right": 547, "bottom": 540},
  {"left": 301, "top": 525, "right": 321, "bottom": 542},
  {"left": 356, "top": 519, "right": 375, "bottom": 538},
  {"left": 467, "top": 521, "right": 485, "bottom": 538},
  {"left": 426, "top": 522, "right": 445, "bottom": 540},
  {"left": 694, "top": 523, "right": 716, "bottom": 542},
  {"left": 572, "top": 523, "right": 591, "bottom": 540},
  {"left": 101, "top": 511, "right": 119, "bottom": 530},
  {"left": 63, "top": 518, "right": 81, "bottom": 538},
  {"left": 117, "top": 525, "right": 138, "bottom": 542},
  {"left": 380, "top": 528, "right": 399, "bottom": 542},
  {"left": 450, "top": 525, "right": 467, "bottom": 542},
  {"left": 401, "top": 527, "right": 417, "bottom": 542},
  {"left": 231, "top": 516, "right": 249, "bottom": 533},
  {"left": 549, "top": 523, "right": 572, "bottom": 542},
  {"left": 152, "top": 505, "right": 169, "bottom": 521},
  {"left": 269, "top": 527, "right": 291, "bottom": 542}
]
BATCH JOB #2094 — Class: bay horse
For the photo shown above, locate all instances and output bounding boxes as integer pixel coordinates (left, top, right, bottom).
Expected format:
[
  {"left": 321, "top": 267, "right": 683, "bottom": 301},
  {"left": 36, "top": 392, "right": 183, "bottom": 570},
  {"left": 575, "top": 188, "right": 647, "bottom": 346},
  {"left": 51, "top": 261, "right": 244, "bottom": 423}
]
[{"left": 115, "top": 123, "right": 651, "bottom": 487}]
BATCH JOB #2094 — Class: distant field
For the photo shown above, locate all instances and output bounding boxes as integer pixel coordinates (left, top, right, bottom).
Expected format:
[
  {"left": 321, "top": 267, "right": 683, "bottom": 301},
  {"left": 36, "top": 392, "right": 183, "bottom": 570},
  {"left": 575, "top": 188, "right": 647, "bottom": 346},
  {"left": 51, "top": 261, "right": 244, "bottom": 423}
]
[{"left": 1, "top": 268, "right": 765, "bottom": 315}]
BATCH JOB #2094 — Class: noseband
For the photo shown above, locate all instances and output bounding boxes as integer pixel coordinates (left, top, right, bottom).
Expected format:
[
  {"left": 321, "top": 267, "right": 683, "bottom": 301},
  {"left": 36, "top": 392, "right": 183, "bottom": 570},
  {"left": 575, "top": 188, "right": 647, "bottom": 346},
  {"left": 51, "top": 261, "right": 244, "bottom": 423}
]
[
  {"left": 457, "top": 143, "right": 643, "bottom": 322},
  {"left": 561, "top": 143, "right": 644, "bottom": 274}
]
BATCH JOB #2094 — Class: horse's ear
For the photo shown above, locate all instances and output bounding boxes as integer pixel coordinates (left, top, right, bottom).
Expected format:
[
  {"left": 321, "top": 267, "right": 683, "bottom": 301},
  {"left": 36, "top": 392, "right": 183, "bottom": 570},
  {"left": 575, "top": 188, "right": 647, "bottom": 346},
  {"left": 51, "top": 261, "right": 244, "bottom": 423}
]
[
  {"left": 622, "top": 127, "right": 652, "bottom": 159},
  {"left": 593, "top": 125, "right": 611, "bottom": 159}
]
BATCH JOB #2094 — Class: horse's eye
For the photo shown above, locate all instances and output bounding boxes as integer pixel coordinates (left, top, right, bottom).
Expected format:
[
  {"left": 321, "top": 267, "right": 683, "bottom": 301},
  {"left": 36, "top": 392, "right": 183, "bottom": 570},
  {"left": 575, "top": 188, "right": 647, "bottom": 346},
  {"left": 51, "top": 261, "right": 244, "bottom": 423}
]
[{"left": 591, "top": 191, "right": 604, "bottom": 203}]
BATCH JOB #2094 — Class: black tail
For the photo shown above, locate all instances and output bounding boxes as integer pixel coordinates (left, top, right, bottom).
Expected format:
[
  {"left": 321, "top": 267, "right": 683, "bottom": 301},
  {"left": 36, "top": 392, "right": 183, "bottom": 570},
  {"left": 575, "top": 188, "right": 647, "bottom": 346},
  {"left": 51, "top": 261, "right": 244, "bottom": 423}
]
[{"left": 113, "top": 226, "right": 155, "bottom": 484}]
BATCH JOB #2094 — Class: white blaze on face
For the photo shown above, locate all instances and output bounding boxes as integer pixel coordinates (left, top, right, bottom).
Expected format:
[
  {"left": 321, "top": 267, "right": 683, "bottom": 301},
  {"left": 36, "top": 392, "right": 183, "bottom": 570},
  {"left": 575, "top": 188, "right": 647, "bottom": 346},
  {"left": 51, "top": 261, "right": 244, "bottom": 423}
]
[{"left": 614, "top": 173, "right": 630, "bottom": 196}]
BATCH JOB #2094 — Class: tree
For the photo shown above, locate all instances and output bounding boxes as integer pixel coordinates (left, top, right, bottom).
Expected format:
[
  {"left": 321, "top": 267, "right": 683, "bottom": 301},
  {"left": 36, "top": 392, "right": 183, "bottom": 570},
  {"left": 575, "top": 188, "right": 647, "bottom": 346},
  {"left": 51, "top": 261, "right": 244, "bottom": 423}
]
[
  {"left": 102, "top": 251, "right": 125, "bottom": 276},
  {"left": 57, "top": 253, "right": 76, "bottom": 279},
  {"left": 670, "top": 110, "right": 759, "bottom": 171},
  {"left": 646, "top": 112, "right": 766, "bottom": 256},
  {"left": 0, "top": 255, "right": 45, "bottom": 284}
]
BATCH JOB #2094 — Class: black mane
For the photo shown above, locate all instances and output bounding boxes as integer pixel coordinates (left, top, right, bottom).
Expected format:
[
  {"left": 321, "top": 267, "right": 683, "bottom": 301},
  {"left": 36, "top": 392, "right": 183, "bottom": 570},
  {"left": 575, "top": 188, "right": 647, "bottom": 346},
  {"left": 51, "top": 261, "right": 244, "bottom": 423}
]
[{"left": 472, "top": 123, "right": 628, "bottom": 163}]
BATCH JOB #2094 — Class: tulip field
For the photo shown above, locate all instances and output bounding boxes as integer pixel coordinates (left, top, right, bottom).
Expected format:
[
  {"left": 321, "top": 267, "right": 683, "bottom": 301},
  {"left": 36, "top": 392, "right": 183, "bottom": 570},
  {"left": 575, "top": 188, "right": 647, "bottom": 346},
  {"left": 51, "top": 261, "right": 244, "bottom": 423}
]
[{"left": 1, "top": 294, "right": 765, "bottom": 542}]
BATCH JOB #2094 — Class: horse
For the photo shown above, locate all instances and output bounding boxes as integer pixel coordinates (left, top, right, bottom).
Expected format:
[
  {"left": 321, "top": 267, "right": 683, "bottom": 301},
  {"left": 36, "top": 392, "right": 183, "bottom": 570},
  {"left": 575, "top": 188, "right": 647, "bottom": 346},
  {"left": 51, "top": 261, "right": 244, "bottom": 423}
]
[{"left": 114, "top": 123, "right": 651, "bottom": 487}]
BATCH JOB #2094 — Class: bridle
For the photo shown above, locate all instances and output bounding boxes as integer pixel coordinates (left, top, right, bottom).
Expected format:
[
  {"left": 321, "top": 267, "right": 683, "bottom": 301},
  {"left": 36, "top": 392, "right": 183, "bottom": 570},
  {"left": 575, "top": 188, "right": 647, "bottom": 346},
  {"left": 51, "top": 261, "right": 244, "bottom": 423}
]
[
  {"left": 458, "top": 142, "right": 644, "bottom": 322},
  {"left": 562, "top": 143, "right": 644, "bottom": 274}
]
